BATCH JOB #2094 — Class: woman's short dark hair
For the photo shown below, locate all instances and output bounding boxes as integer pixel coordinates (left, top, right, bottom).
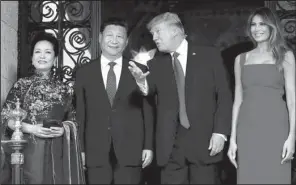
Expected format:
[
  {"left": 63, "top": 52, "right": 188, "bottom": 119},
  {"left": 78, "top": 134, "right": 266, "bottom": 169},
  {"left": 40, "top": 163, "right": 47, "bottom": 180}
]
[
  {"left": 30, "top": 32, "right": 59, "bottom": 57},
  {"left": 27, "top": 32, "right": 59, "bottom": 78}
]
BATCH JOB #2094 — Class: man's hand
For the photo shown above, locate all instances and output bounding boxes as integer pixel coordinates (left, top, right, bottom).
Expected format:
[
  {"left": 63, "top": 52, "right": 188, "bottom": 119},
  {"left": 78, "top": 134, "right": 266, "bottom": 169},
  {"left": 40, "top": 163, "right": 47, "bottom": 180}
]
[
  {"left": 1, "top": 145, "right": 5, "bottom": 169},
  {"left": 208, "top": 134, "right": 225, "bottom": 156},
  {"left": 142, "top": 149, "right": 153, "bottom": 168},
  {"left": 81, "top": 152, "right": 86, "bottom": 170},
  {"left": 128, "top": 61, "right": 150, "bottom": 85}
]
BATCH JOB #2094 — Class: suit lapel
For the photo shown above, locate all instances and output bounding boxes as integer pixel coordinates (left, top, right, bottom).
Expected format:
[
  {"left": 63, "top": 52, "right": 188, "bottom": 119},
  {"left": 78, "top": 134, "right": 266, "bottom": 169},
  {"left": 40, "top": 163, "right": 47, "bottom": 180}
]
[
  {"left": 185, "top": 42, "right": 198, "bottom": 106},
  {"left": 162, "top": 53, "right": 177, "bottom": 94},
  {"left": 112, "top": 57, "right": 132, "bottom": 107},
  {"left": 90, "top": 57, "right": 111, "bottom": 107}
]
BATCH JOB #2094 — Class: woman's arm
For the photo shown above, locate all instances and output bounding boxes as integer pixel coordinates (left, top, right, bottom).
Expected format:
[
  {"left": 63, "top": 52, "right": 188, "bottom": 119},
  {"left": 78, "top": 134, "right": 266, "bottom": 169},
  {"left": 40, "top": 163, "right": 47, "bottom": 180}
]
[
  {"left": 7, "top": 119, "right": 53, "bottom": 138},
  {"left": 7, "top": 120, "right": 34, "bottom": 134},
  {"left": 281, "top": 51, "right": 295, "bottom": 164},
  {"left": 283, "top": 51, "right": 296, "bottom": 139},
  {"left": 230, "top": 55, "right": 243, "bottom": 142}
]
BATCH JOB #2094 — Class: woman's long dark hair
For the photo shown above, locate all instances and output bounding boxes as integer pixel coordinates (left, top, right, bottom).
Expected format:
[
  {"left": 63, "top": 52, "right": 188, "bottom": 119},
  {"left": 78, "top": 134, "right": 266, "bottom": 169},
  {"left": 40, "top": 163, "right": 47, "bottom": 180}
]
[{"left": 246, "top": 7, "right": 291, "bottom": 70}]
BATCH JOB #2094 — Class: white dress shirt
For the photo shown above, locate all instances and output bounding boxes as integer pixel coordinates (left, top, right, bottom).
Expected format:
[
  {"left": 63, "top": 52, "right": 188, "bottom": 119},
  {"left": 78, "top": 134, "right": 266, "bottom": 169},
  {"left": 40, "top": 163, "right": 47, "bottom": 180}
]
[
  {"left": 101, "top": 55, "right": 122, "bottom": 89},
  {"left": 171, "top": 40, "right": 227, "bottom": 141},
  {"left": 170, "top": 39, "right": 188, "bottom": 74}
]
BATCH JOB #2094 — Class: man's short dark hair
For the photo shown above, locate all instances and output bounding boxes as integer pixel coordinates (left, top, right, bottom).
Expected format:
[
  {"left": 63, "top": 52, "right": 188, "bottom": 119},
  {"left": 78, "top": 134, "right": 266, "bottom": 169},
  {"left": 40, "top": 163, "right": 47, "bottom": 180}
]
[{"left": 100, "top": 17, "right": 129, "bottom": 36}]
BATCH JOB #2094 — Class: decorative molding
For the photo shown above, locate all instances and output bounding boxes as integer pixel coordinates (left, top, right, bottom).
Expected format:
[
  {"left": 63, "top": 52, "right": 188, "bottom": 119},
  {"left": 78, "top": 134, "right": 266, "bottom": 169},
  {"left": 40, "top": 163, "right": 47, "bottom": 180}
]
[
  {"left": 90, "top": 1, "right": 101, "bottom": 60},
  {"left": 17, "top": 1, "right": 30, "bottom": 79},
  {"left": 264, "top": 1, "right": 276, "bottom": 10},
  {"left": 183, "top": 8, "right": 252, "bottom": 17},
  {"left": 265, "top": 1, "right": 296, "bottom": 50}
]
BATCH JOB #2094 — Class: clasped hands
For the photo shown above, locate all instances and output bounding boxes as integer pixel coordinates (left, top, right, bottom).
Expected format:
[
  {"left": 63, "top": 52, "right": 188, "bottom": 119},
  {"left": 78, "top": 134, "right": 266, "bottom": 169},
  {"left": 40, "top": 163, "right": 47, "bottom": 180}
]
[{"left": 32, "top": 123, "right": 64, "bottom": 138}]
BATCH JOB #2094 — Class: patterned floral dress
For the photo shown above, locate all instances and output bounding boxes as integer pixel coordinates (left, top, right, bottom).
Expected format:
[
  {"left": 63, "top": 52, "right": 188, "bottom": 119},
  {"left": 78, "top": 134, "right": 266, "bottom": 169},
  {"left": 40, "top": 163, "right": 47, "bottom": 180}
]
[{"left": 1, "top": 72, "right": 85, "bottom": 184}]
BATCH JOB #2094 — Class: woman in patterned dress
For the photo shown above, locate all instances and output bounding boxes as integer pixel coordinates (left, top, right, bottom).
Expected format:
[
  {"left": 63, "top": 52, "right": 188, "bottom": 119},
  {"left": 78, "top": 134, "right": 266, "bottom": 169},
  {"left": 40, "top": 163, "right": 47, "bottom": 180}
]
[{"left": 1, "top": 32, "right": 85, "bottom": 184}]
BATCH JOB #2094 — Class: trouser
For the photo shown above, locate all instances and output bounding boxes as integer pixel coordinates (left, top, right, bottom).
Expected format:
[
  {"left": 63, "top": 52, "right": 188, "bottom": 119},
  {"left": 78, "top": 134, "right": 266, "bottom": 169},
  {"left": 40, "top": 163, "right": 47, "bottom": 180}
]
[
  {"left": 87, "top": 141, "right": 141, "bottom": 184},
  {"left": 161, "top": 126, "right": 220, "bottom": 184}
]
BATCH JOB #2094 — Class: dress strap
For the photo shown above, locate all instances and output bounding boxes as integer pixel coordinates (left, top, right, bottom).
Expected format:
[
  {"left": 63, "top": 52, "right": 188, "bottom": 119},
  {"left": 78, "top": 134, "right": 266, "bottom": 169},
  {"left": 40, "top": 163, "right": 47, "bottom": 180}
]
[{"left": 239, "top": 52, "right": 247, "bottom": 69}]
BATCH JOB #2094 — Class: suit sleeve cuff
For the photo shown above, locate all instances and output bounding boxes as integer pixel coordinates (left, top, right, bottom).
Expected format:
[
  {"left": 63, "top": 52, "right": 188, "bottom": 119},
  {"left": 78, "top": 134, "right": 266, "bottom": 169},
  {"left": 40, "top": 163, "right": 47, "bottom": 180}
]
[
  {"left": 136, "top": 79, "right": 148, "bottom": 96},
  {"left": 213, "top": 133, "right": 227, "bottom": 141}
]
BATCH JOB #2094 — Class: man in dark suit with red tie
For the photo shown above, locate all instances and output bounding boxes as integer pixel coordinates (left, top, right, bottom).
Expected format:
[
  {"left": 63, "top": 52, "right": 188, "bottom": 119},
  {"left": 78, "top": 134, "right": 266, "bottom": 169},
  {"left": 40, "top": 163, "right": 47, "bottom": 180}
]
[
  {"left": 75, "top": 17, "right": 154, "bottom": 184},
  {"left": 129, "top": 12, "right": 232, "bottom": 184}
]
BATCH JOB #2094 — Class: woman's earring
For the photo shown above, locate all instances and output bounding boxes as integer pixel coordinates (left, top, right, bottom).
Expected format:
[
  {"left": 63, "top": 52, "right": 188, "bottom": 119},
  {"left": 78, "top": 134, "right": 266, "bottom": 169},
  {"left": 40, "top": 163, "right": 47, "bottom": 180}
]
[{"left": 54, "top": 58, "right": 57, "bottom": 67}]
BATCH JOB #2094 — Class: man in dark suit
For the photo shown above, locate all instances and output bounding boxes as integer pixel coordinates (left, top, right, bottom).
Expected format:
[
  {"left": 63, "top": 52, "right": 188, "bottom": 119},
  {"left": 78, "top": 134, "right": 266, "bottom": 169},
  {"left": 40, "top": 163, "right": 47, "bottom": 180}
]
[
  {"left": 75, "top": 17, "right": 154, "bottom": 184},
  {"left": 129, "top": 12, "right": 232, "bottom": 184}
]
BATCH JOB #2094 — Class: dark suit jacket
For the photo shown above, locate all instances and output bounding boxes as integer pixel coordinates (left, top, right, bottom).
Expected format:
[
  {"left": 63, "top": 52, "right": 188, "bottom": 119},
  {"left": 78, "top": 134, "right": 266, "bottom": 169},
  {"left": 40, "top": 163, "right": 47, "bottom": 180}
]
[
  {"left": 147, "top": 41, "right": 232, "bottom": 166},
  {"left": 75, "top": 56, "right": 153, "bottom": 167}
]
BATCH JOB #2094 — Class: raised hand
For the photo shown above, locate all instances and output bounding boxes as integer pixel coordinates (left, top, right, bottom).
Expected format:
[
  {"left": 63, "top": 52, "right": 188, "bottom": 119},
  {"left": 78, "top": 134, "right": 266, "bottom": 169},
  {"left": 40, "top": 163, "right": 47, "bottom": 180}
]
[{"left": 128, "top": 61, "right": 150, "bottom": 84}]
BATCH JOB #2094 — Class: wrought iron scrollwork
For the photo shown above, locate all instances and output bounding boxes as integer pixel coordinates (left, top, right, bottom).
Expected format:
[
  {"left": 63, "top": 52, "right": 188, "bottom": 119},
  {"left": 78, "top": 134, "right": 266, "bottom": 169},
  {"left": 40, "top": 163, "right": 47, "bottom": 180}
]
[
  {"left": 63, "top": 28, "right": 91, "bottom": 65},
  {"left": 26, "top": 1, "right": 92, "bottom": 85},
  {"left": 276, "top": 1, "right": 296, "bottom": 49},
  {"left": 64, "top": 1, "right": 91, "bottom": 22},
  {"left": 29, "top": 1, "right": 58, "bottom": 23},
  {"left": 61, "top": 65, "right": 75, "bottom": 87},
  {"left": 284, "top": 20, "right": 296, "bottom": 37}
]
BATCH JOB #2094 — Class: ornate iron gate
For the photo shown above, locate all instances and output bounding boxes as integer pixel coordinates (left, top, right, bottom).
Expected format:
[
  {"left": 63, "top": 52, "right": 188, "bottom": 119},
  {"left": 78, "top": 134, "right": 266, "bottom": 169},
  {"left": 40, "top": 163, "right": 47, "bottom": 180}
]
[
  {"left": 266, "top": 1, "right": 296, "bottom": 50},
  {"left": 18, "top": 1, "right": 101, "bottom": 86},
  {"left": 277, "top": 1, "right": 296, "bottom": 51}
]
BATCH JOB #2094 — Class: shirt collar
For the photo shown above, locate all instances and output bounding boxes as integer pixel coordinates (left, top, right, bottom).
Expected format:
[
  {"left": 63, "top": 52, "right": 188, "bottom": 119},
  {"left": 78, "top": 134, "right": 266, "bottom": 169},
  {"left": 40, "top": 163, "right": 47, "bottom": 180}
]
[
  {"left": 101, "top": 55, "right": 123, "bottom": 68},
  {"left": 170, "top": 39, "right": 188, "bottom": 57}
]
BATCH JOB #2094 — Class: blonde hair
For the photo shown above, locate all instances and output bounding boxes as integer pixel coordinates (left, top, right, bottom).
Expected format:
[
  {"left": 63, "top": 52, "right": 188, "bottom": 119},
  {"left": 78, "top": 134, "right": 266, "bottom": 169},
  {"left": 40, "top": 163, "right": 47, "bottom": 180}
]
[
  {"left": 147, "top": 12, "right": 185, "bottom": 35},
  {"left": 246, "top": 7, "right": 291, "bottom": 69}
]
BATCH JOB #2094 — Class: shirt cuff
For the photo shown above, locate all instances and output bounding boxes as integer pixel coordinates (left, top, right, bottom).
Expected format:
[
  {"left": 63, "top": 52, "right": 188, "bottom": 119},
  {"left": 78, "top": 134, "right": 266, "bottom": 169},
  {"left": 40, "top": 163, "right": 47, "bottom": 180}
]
[
  {"left": 213, "top": 133, "right": 227, "bottom": 141},
  {"left": 136, "top": 79, "right": 148, "bottom": 96}
]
